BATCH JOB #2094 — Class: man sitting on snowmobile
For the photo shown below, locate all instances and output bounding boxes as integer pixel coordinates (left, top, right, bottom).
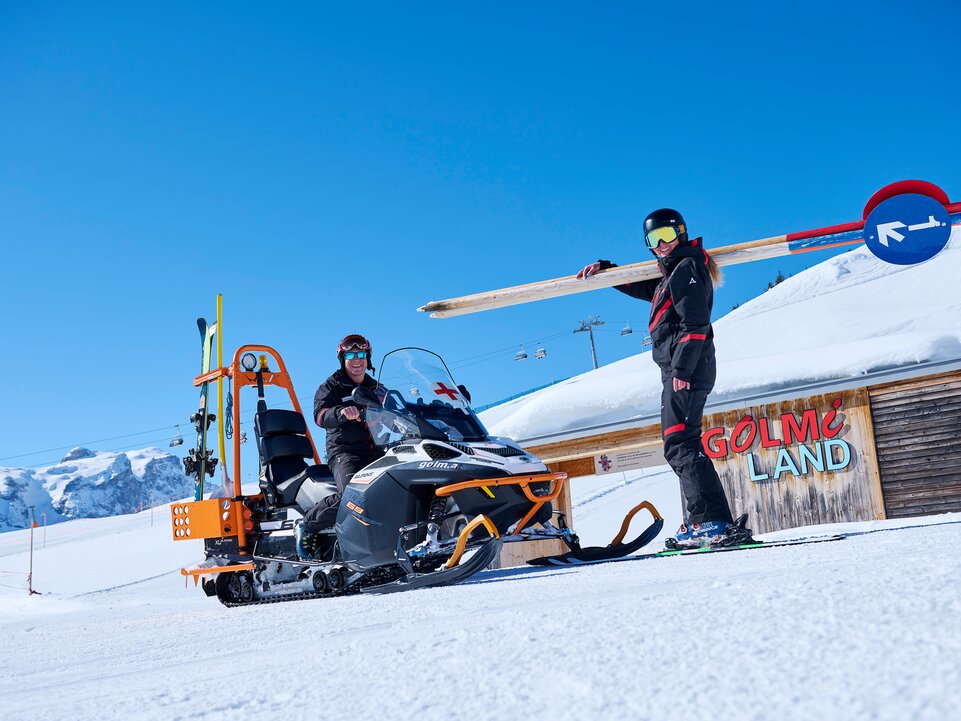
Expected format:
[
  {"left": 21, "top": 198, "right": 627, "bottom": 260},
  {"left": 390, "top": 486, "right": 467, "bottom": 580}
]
[
  {"left": 314, "top": 333, "right": 387, "bottom": 490},
  {"left": 298, "top": 334, "right": 386, "bottom": 557}
]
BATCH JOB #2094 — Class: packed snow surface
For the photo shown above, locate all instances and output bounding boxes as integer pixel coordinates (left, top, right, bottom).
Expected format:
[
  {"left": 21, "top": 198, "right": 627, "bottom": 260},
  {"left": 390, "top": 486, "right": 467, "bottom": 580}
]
[
  {"left": 480, "top": 230, "right": 961, "bottom": 441},
  {"left": 1, "top": 470, "right": 959, "bottom": 721}
]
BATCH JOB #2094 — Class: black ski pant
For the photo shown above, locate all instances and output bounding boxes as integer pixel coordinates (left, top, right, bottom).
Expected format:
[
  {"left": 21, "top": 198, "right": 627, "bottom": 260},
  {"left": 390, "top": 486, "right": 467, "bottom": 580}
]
[
  {"left": 329, "top": 450, "right": 381, "bottom": 494},
  {"left": 660, "top": 371, "right": 733, "bottom": 525},
  {"left": 303, "top": 450, "right": 380, "bottom": 532}
]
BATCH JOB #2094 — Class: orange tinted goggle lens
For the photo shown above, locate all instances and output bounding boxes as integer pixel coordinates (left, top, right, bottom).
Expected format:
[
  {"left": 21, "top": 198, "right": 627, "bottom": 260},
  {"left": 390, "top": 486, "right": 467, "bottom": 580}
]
[{"left": 645, "top": 225, "right": 680, "bottom": 249}]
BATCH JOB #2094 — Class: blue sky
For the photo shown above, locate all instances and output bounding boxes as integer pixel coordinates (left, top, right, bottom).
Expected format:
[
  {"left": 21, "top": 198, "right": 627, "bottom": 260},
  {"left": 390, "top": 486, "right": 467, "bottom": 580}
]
[{"left": 1, "top": 1, "right": 959, "bottom": 478}]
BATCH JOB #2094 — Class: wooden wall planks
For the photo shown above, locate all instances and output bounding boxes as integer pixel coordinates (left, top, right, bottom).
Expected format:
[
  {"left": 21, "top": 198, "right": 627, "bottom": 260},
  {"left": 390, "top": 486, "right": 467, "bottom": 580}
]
[{"left": 869, "top": 372, "right": 961, "bottom": 518}]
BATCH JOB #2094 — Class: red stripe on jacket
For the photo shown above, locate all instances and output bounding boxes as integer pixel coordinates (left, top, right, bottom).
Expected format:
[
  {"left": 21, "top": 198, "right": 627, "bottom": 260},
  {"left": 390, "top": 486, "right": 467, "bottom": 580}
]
[
  {"left": 649, "top": 298, "right": 673, "bottom": 331},
  {"left": 678, "top": 333, "right": 707, "bottom": 343},
  {"left": 663, "top": 423, "right": 686, "bottom": 436}
]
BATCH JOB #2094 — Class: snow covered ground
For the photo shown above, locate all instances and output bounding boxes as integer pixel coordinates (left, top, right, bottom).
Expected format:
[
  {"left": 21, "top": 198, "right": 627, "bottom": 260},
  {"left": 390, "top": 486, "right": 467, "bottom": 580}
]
[{"left": 2, "top": 475, "right": 959, "bottom": 721}]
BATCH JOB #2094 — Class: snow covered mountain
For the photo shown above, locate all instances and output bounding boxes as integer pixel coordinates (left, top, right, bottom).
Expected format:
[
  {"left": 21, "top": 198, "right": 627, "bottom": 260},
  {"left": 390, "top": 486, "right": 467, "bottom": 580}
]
[
  {"left": 0, "top": 447, "right": 191, "bottom": 532},
  {"left": 481, "top": 230, "right": 961, "bottom": 441}
]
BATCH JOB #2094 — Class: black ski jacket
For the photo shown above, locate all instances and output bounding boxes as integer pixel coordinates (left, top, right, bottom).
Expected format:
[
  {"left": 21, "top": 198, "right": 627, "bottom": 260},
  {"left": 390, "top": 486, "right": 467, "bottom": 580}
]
[
  {"left": 599, "top": 239, "right": 716, "bottom": 384},
  {"left": 313, "top": 370, "right": 383, "bottom": 459}
]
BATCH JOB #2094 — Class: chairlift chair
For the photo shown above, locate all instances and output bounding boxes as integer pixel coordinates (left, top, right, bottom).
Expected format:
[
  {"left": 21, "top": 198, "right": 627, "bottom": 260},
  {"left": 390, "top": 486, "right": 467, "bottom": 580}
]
[
  {"left": 515, "top": 345, "right": 528, "bottom": 361},
  {"left": 169, "top": 425, "right": 184, "bottom": 447},
  {"left": 621, "top": 321, "right": 633, "bottom": 336},
  {"left": 534, "top": 343, "right": 547, "bottom": 360}
]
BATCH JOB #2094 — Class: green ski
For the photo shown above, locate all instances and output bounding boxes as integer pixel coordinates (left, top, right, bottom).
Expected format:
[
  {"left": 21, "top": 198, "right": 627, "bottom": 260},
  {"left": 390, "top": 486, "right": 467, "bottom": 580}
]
[{"left": 654, "top": 535, "right": 844, "bottom": 557}]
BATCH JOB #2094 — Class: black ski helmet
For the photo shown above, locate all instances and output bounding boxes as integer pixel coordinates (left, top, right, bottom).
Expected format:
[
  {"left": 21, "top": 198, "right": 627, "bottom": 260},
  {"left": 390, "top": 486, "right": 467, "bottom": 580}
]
[{"left": 643, "top": 208, "right": 688, "bottom": 252}]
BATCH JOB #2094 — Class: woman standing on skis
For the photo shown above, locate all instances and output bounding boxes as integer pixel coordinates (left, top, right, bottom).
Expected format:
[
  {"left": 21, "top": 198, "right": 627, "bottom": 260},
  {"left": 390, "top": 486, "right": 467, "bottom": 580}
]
[{"left": 577, "top": 208, "right": 750, "bottom": 549}]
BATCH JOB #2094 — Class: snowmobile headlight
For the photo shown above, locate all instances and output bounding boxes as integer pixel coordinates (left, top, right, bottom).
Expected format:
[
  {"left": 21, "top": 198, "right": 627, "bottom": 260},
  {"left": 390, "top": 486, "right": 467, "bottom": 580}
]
[{"left": 241, "top": 353, "right": 257, "bottom": 371}]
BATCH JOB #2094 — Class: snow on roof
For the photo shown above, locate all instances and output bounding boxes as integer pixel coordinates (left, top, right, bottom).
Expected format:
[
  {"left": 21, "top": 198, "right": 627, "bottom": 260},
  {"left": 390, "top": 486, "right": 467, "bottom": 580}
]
[{"left": 481, "top": 228, "right": 961, "bottom": 442}]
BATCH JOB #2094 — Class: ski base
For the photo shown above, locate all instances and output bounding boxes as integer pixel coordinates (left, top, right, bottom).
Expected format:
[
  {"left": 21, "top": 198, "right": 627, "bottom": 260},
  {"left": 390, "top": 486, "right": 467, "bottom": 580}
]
[
  {"left": 527, "top": 518, "right": 663, "bottom": 566},
  {"left": 527, "top": 500, "right": 664, "bottom": 567},
  {"left": 362, "top": 538, "right": 503, "bottom": 595}
]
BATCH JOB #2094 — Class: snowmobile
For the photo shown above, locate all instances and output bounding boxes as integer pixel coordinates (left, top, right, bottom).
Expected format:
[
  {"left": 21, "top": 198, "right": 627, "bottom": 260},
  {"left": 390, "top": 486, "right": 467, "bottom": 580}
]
[{"left": 171, "top": 345, "right": 663, "bottom": 606}]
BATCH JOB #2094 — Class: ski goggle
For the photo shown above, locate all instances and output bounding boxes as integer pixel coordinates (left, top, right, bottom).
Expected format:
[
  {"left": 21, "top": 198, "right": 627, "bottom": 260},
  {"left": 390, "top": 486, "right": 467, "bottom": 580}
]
[
  {"left": 645, "top": 224, "right": 684, "bottom": 249},
  {"left": 338, "top": 333, "right": 371, "bottom": 352},
  {"left": 343, "top": 351, "right": 368, "bottom": 361}
]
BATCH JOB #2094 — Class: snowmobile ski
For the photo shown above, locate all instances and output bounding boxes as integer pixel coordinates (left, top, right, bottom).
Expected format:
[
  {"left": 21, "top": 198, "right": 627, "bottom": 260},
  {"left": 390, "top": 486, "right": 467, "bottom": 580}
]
[
  {"left": 527, "top": 500, "right": 663, "bottom": 566},
  {"left": 361, "top": 538, "right": 503, "bottom": 594}
]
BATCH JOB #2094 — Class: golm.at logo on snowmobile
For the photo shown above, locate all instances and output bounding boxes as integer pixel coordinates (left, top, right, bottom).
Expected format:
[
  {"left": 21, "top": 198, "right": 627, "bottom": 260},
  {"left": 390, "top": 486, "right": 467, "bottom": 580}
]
[{"left": 418, "top": 461, "right": 459, "bottom": 470}]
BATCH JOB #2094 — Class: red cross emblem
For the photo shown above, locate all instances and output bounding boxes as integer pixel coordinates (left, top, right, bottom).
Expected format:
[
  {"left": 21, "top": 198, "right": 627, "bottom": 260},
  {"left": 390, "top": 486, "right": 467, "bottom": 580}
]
[{"left": 433, "top": 382, "right": 459, "bottom": 400}]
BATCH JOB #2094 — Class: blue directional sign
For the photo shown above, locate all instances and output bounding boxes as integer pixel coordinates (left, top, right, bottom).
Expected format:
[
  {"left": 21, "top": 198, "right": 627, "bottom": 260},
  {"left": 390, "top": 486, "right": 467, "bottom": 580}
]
[{"left": 864, "top": 193, "right": 951, "bottom": 265}]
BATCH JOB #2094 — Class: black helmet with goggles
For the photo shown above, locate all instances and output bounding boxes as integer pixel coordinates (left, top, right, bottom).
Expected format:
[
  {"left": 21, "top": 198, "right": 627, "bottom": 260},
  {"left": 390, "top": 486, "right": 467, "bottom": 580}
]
[{"left": 643, "top": 208, "right": 688, "bottom": 252}]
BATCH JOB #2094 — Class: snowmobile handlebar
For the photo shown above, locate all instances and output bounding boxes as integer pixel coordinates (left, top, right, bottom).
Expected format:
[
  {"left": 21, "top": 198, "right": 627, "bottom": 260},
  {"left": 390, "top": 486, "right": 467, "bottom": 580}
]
[{"left": 351, "top": 386, "right": 382, "bottom": 408}]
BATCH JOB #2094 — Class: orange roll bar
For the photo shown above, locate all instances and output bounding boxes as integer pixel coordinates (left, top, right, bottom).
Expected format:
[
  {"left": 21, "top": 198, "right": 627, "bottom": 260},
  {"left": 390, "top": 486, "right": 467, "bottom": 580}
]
[{"left": 183, "top": 344, "right": 323, "bottom": 552}]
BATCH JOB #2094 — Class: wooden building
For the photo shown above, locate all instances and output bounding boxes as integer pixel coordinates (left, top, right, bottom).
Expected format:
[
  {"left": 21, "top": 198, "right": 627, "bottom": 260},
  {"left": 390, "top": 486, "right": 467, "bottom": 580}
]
[{"left": 507, "top": 360, "right": 961, "bottom": 555}]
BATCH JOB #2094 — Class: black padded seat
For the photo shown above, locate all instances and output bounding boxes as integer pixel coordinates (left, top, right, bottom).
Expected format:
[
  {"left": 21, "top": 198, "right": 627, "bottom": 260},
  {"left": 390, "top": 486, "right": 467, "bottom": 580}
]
[{"left": 255, "top": 409, "right": 336, "bottom": 512}]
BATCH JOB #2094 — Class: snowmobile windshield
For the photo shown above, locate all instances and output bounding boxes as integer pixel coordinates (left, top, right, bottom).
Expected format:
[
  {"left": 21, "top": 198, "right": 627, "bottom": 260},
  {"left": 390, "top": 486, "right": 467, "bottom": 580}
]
[
  {"left": 377, "top": 347, "right": 490, "bottom": 443},
  {"left": 364, "top": 397, "right": 433, "bottom": 451}
]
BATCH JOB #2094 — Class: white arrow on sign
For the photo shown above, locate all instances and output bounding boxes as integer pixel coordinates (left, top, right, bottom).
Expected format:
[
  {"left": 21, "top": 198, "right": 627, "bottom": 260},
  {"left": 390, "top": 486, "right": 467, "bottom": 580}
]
[
  {"left": 907, "top": 215, "right": 942, "bottom": 232},
  {"left": 876, "top": 221, "right": 906, "bottom": 247}
]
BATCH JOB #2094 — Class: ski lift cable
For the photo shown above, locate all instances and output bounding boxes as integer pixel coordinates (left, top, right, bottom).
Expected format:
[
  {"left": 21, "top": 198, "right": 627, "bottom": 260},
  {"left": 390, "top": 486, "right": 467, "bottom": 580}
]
[
  {"left": 3, "top": 327, "right": 577, "bottom": 466},
  {"left": 0, "top": 424, "right": 196, "bottom": 463},
  {"left": 448, "top": 328, "right": 571, "bottom": 368},
  {"left": 17, "top": 416, "right": 261, "bottom": 471},
  {"left": 450, "top": 331, "right": 580, "bottom": 371}
]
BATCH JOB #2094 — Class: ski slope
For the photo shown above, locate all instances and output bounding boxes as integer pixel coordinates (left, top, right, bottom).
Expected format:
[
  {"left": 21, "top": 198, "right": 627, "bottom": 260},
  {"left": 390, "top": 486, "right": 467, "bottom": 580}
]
[{"left": 2, "top": 477, "right": 959, "bottom": 721}]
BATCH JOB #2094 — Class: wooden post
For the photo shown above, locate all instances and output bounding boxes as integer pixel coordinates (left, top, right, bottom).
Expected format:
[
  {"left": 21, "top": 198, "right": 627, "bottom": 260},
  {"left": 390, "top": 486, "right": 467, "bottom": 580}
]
[{"left": 27, "top": 507, "right": 36, "bottom": 596}]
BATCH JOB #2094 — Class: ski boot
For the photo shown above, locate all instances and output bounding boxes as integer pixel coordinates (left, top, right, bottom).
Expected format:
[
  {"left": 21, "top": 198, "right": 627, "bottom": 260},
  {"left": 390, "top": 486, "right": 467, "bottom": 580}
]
[
  {"left": 665, "top": 514, "right": 753, "bottom": 550},
  {"left": 295, "top": 522, "right": 323, "bottom": 560}
]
